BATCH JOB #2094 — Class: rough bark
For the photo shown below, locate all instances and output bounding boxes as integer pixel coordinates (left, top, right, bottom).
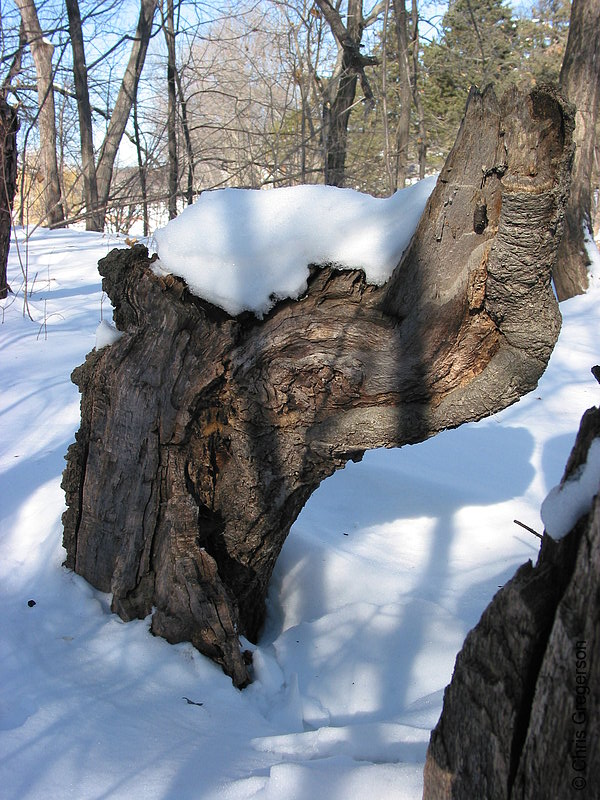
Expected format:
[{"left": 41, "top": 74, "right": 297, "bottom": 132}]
[
  {"left": 423, "top": 400, "right": 600, "bottom": 800},
  {"left": 0, "top": 97, "right": 19, "bottom": 299},
  {"left": 554, "top": 0, "right": 600, "bottom": 300},
  {"left": 62, "top": 86, "right": 573, "bottom": 688}
]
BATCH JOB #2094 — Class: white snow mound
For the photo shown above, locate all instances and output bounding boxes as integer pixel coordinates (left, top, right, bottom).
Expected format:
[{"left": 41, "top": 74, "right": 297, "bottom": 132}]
[
  {"left": 95, "top": 319, "right": 123, "bottom": 349},
  {"left": 541, "top": 438, "right": 600, "bottom": 539},
  {"left": 152, "top": 178, "right": 436, "bottom": 317}
]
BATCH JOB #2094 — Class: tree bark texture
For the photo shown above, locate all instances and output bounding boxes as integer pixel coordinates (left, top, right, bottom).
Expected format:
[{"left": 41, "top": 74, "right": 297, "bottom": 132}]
[
  {"left": 62, "top": 86, "right": 573, "bottom": 688},
  {"left": 555, "top": 0, "right": 600, "bottom": 301},
  {"left": 423, "top": 400, "right": 600, "bottom": 800},
  {"left": 0, "top": 97, "right": 19, "bottom": 299}
]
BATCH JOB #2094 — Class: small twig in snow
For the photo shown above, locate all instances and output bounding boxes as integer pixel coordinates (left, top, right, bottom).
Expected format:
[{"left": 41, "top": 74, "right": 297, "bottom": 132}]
[
  {"left": 514, "top": 519, "right": 543, "bottom": 540},
  {"left": 182, "top": 697, "right": 204, "bottom": 706}
]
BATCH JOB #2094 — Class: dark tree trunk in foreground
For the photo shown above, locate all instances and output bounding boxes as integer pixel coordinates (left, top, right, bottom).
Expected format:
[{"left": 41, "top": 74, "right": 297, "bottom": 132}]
[
  {"left": 62, "top": 86, "right": 573, "bottom": 688},
  {"left": 554, "top": 0, "right": 600, "bottom": 300},
  {"left": 0, "top": 97, "right": 19, "bottom": 299},
  {"left": 423, "top": 399, "right": 600, "bottom": 800}
]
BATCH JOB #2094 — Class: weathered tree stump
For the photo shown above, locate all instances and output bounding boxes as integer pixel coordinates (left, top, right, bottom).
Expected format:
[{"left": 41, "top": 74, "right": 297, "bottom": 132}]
[
  {"left": 62, "top": 86, "right": 574, "bottom": 687},
  {"left": 423, "top": 400, "right": 600, "bottom": 800}
]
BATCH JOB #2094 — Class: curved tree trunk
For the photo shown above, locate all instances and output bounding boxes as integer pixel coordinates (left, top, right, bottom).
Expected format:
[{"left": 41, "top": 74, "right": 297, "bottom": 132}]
[
  {"left": 423, "top": 399, "right": 600, "bottom": 800},
  {"left": 62, "top": 86, "right": 574, "bottom": 687},
  {"left": 554, "top": 0, "right": 600, "bottom": 300}
]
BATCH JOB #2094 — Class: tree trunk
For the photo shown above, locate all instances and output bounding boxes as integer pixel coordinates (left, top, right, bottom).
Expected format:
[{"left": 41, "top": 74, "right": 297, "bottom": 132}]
[
  {"left": 65, "top": 0, "right": 157, "bottom": 232},
  {"left": 0, "top": 98, "right": 19, "bottom": 299},
  {"left": 65, "top": 0, "right": 102, "bottom": 232},
  {"left": 62, "top": 86, "right": 574, "bottom": 688},
  {"left": 411, "top": 0, "right": 427, "bottom": 180},
  {"left": 94, "top": 0, "right": 158, "bottom": 230},
  {"left": 174, "top": 69, "right": 195, "bottom": 207},
  {"left": 392, "top": 0, "right": 412, "bottom": 188},
  {"left": 323, "top": 62, "right": 359, "bottom": 187},
  {"left": 15, "top": 0, "right": 65, "bottom": 228},
  {"left": 164, "top": 0, "right": 178, "bottom": 220},
  {"left": 554, "top": 0, "right": 600, "bottom": 300},
  {"left": 423, "top": 398, "right": 600, "bottom": 800},
  {"left": 316, "top": 0, "right": 376, "bottom": 187},
  {"left": 132, "top": 94, "right": 149, "bottom": 237}
]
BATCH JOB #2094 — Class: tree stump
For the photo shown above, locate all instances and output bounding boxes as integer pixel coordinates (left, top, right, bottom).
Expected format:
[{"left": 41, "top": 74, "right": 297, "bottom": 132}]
[
  {"left": 423, "top": 401, "right": 600, "bottom": 800},
  {"left": 62, "top": 86, "right": 574, "bottom": 687}
]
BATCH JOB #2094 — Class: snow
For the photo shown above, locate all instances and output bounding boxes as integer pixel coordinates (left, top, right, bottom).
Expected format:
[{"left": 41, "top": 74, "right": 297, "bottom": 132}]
[
  {"left": 541, "top": 438, "right": 600, "bottom": 539},
  {"left": 1, "top": 217, "right": 600, "bottom": 800},
  {"left": 95, "top": 319, "right": 123, "bottom": 349},
  {"left": 584, "top": 225, "right": 600, "bottom": 293},
  {"left": 152, "top": 179, "right": 436, "bottom": 317}
]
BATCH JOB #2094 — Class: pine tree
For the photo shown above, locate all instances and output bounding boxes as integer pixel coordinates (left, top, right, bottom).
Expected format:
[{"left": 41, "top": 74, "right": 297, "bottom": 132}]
[
  {"left": 517, "top": 0, "right": 570, "bottom": 86},
  {"left": 422, "top": 0, "right": 519, "bottom": 164}
]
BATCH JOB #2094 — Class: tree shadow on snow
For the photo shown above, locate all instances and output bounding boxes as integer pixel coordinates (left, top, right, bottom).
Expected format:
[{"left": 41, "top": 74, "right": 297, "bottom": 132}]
[{"left": 262, "top": 423, "right": 536, "bottom": 728}]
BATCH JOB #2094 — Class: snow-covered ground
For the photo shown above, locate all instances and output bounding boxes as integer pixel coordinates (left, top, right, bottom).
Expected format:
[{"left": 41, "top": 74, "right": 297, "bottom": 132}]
[{"left": 1, "top": 213, "right": 599, "bottom": 800}]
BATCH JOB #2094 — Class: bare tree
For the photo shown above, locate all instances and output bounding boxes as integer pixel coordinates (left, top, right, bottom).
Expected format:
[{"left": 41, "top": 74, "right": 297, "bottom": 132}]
[
  {"left": 15, "top": 0, "right": 65, "bottom": 227},
  {"left": 391, "top": 0, "right": 412, "bottom": 188},
  {"left": 163, "top": 7, "right": 307, "bottom": 192},
  {"left": 410, "top": 0, "right": 426, "bottom": 179},
  {"left": 65, "top": 0, "right": 158, "bottom": 231},
  {"left": 65, "top": 0, "right": 101, "bottom": 230},
  {"left": 163, "top": 0, "right": 178, "bottom": 219},
  {"left": 314, "top": 0, "right": 380, "bottom": 186},
  {"left": 0, "top": 100, "right": 19, "bottom": 299},
  {"left": 554, "top": 0, "right": 600, "bottom": 300},
  {"left": 0, "top": 23, "right": 24, "bottom": 298}
]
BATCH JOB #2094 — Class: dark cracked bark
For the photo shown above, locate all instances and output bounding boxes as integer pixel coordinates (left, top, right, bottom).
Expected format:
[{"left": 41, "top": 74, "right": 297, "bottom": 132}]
[
  {"left": 1, "top": 97, "right": 19, "bottom": 299},
  {"left": 423, "top": 400, "right": 600, "bottom": 800},
  {"left": 62, "top": 86, "right": 574, "bottom": 687}
]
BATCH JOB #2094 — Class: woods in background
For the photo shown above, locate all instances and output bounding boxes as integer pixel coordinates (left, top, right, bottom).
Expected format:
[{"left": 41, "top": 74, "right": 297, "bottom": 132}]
[{"left": 1, "top": 0, "right": 598, "bottom": 296}]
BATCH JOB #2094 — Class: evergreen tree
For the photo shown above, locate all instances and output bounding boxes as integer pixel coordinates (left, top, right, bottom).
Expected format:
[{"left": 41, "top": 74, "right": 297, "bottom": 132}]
[
  {"left": 422, "top": 0, "right": 519, "bottom": 163},
  {"left": 517, "top": 0, "right": 570, "bottom": 86}
]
